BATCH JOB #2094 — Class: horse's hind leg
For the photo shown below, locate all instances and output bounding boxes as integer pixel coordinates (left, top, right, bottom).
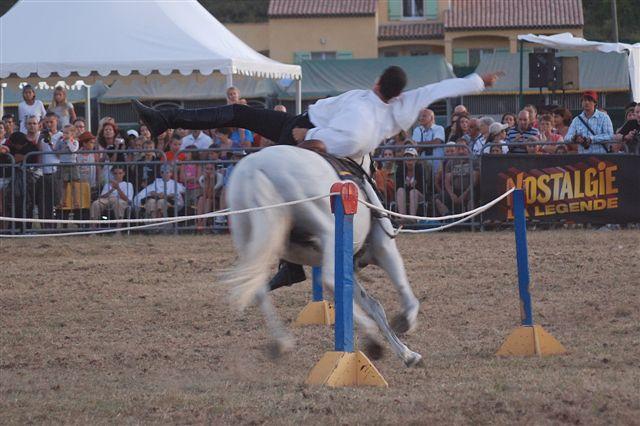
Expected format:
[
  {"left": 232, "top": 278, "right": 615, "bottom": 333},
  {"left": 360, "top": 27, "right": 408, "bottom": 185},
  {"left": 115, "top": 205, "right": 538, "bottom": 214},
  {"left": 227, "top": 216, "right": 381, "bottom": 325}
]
[
  {"left": 255, "top": 287, "right": 294, "bottom": 357},
  {"left": 370, "top": 224, "right": 420, "bottom": 334}
]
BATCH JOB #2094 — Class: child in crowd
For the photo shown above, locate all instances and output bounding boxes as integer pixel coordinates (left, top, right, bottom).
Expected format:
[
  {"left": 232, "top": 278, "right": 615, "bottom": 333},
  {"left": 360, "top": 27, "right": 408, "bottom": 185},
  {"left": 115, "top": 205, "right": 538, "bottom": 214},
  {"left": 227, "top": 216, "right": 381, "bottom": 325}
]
[
  {"left": 165, "top": 133, "right": 186, "bottom": 162},
  {"left": 55, "top": 124, "right": 80, "bottom": 208},
  {"left": 48, "top": 86, "right": 76, "bottom": 128},
  {"left": 179, "top": 146, "right": 201, "bottom": 210},
  {"left": 132, "top": 140, "right": 160, "bottom": 191},
  {"left": 196, "top": 163, "right": 218, "bottom": 231},
  {"left": 76, "top": 131, "right": 100, "bottom": 200}
]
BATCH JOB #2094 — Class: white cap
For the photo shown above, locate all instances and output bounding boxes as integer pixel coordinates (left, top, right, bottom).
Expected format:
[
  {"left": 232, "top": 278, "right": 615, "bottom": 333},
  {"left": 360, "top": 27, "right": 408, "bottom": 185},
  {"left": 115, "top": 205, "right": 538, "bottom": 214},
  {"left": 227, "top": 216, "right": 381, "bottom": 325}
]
[
  {"left": 403, "top": 147, "right": 418, "bottom": 157},
  {"left": 489, "top": 122, "right": 509, "bottom": 136},
  {"left": 127, "top": 129, "right": 139, "bottom": 138}
]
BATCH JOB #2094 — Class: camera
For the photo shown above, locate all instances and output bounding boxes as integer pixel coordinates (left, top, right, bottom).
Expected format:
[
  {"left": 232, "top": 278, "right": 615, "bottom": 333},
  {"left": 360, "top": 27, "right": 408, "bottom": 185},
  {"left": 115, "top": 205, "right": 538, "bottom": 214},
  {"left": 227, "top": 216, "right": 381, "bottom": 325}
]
[{"left": 41, "top": 129, "right": 51, "bottom": 144}]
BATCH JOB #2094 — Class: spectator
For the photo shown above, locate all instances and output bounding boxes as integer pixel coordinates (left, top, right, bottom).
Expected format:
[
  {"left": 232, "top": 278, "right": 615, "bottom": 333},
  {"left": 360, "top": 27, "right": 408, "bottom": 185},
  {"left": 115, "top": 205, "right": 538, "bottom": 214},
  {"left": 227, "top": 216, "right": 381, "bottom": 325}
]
[
  {"left": 471, "top": 116, "right": 494, "bottom": 155},
  {"left": 76, "top": 131, "right": 100, "bottom": 198},
  {"left": 447, "top": 113, "right": 470, "bottom": 143},
  {"left": 2, "top": 114, "right": 16, "bottom": 135},
  {"left": 524, "top": 104, "right": 538, "bottom": 128},
  {"left": 165, "top": 133, "right": 186, "bottom": 162},
  {"left": 6, "top": 132, "right": 39, "bottom": 231},
  {"left": 48, "top": 86, "right": 76, "bottom": 128},
  {"left": 613, "top": 103, "right": 640, "bottom": 154},
  {"left": 98, "top": 122, "right": 126, "bottom": 162},
  {"left": 467, "top": 118, "right": 484, "bottom": 155},
  {"left": 126, "top": 135, "right": 145, "bottom": 163},
  {"left": 132, "top": 139, "right": 161, "bottom": 191},
  {"left": 179, "top": 146, "right": 201, "bottom": 210},
  {"left": 126, "top": 129, "right": 139, "bottom": 147},
  {"left": 90, "top": 166, "right": 134, "bottom": 221},
  {"left": 395, "top": 147, "right": 425, "bottom": 216},
  {"left": 374, "top": 148, "right": 397, "bottom": 207},
  {"left": 196, "top": 163, "right": 218, "bottom": 231},
  {"left": 54, "top": 124, "right": 80, "bottom": 209},
  {"left": 229, "top": 127, "right": 253, "bottom": 148},
  {"left": 483, "top": 122, "right": 509, "bottom": 154},
  {"left": 565, "top": 91, "right": 613, "bottom": 154},
  {"left": 552, "top": 107, "right": 572, "bottom": 137},
  {"left": 72, "top": 117, "right": 87, "bottom": 135},
  {"left": 501, "top": 112, "right": 516, "bottom": 130},
  {"left": 435, "top": 140, "right": 479, "bottom": 215},
  {"left": 18, "top": 85, "right": 47, "bottom": 133},
  {"left": 274, "top": 104, "right": 287, "bottom": 113},
  {"left": 412, "top": 108, "right": 445, "bottom": 171},
  {"left": 36, "top": 113, "right": 62, "bottom": 225},
  {"left": 156, "top": 128, "right": 173, "bottom": 153},
  {"left": 506, "top": 110, "right": 540, "bottom": 154},
  {"left": 139, "top": 124, "right": 152, "bottom": 142},
  {"left": 0, "top": 123, "right": 8, "bottom": 223},
  {"left": 226, "top": 86, "right": 241, "bottom": 105},
  {"left": 445, "top": 108, "right": 468, "bottom": 141},
  {"left": 537, "top": 114, "right": 564, "bottom": 154},
  {"left": 385, "top": 130, "right": 410, "bottom": 146},
  {"left": 133, "top": 164, "right": 185, "bottom": 218},
  {"left": 0, "top": 122, "right": 6, "bottom": 146},
  {"left": 181, "top": 129, "right": 213, "bottom": 150}
]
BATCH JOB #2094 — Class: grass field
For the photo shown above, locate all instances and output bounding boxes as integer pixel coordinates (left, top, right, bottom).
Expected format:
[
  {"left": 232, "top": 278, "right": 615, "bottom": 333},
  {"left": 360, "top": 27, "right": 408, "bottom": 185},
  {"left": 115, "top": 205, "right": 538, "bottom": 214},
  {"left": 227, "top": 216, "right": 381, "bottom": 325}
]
[{"left": 1, "top": 230, "right": 639, "bottom": 424}]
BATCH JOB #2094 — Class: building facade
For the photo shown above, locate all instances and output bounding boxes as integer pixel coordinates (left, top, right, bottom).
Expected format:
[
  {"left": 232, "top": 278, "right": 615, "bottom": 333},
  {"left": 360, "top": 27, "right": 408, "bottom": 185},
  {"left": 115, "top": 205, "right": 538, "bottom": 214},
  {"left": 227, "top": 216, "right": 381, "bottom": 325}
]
[{"left": 226, "top": 0, "right": 584, "bottom": 66}]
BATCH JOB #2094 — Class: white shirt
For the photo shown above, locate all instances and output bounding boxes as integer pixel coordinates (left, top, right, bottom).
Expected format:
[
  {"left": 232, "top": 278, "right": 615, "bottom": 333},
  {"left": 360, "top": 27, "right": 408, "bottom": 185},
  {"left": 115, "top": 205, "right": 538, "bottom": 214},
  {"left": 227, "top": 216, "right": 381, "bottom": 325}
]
[
  {"left": 18, "top": 100, "right": 47, "bottom": 133},
  {"left": 38, "top": 131, "right": 62, "bottom": 174},
  {"left": 181, "top": 132, "right": 213, "bottom": 150},
  {"left": 133, "top": 178, "right": 185, "bottom": 208},
  {"left": 412, "top": 123, "right": 446, "bottom": 170},
  {"left": 306, "top": 74, "right": 485, "bottom": 160},
  {"left": 99, "top": 181, "right": 134, "bottom": 202}
]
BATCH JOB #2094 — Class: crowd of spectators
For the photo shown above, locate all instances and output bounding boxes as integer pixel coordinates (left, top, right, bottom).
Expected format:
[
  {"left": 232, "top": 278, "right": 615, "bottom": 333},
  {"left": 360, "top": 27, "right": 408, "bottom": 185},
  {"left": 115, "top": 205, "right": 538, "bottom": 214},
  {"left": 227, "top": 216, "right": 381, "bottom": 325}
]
[{"left": 0, "top": 84, "right": 638, "bottom": 231}]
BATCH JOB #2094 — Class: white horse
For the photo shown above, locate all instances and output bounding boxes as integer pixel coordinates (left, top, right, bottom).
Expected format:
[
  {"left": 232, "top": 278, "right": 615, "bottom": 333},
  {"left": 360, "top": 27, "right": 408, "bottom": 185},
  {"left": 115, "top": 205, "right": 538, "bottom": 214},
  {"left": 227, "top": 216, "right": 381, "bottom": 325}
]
[{"left": 224, "top": 145, "right": 422, "bottom": 367}]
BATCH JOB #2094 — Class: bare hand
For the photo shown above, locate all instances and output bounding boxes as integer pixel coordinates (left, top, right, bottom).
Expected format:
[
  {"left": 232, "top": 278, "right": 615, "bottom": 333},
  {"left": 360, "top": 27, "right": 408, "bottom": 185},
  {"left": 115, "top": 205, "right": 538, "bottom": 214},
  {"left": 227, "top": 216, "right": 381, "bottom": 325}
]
[
  {"left": 480, "top": 72, "right": 503, "bottom": 88},
  {"left": 292, "top": 127, "right": 308, "bottom": 143}
]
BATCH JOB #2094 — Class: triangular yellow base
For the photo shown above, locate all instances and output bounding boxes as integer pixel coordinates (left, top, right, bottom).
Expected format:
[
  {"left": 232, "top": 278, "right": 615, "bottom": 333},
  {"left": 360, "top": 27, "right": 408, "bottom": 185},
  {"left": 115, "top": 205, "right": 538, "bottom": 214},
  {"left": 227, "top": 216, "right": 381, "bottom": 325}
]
[
  {"left": 496, "top": 325, "right": 567, "bottom": 356},
  {"left": 305, "top": 351, "right": 388, "bottom": 387},
  {"left": 294, "top": 301, "right": 335, "bottom": 326}
]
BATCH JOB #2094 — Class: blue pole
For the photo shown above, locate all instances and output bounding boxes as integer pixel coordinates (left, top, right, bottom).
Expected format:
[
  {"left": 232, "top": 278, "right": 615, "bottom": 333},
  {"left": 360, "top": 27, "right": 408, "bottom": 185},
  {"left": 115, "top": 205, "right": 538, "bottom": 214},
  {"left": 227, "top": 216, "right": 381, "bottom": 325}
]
[
  {"left": 312, "top": 267, "right": 323, "bottom": 302},
  {"left": 513, "top": 189, "right": 533, "bottom": 326},
  {"left": 333, "top": 196, "right": 354, "bottom": 352}
]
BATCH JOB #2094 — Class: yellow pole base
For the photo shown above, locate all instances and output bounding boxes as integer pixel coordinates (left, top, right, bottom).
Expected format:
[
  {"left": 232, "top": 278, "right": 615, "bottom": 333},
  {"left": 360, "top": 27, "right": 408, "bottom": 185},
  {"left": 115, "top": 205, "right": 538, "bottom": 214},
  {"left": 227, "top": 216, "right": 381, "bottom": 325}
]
[
  {"left": 496, "top": 325, "right": 567, "bottom": 357},
  {"left": 294, "top": 300, "right": 335, "bottom": 326},
  {"left": 305, "top": 351, "right": 388, "bottom": 387}
]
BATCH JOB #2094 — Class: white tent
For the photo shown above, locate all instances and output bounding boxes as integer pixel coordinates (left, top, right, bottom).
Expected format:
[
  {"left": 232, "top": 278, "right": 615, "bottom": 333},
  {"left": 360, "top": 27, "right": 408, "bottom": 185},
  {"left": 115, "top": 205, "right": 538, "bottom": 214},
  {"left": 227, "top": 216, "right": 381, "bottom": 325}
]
[
  {"left": 0, "top": 0, "right": 302, "bottom": 122},
  {"left": 518, "top": 33, "right": 640, "bottom": 102}
]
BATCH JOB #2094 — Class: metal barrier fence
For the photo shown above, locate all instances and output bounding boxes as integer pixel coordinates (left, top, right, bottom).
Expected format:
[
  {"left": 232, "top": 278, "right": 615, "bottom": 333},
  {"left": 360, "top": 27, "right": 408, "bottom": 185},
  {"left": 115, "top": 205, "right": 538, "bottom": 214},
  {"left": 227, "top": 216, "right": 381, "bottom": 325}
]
[{"left": 0, "top": 143, "right": 637, "bottom": 235}]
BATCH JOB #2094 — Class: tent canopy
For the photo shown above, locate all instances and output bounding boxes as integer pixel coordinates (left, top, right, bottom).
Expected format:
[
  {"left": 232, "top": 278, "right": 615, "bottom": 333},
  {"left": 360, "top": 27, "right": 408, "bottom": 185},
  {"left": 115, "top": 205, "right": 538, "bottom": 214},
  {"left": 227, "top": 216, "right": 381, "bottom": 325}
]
[
  {"left": 99, "top": 55, "right": 456, "bottom": 102},
  {"left": 475, "top": 51, "right": 630, "bottom": 94},
  {"left": 0, "top": 0, "right": 300, "bottom": 86},
  {"left": 517, "top": 33, "right": 639, "bottom": 102}
]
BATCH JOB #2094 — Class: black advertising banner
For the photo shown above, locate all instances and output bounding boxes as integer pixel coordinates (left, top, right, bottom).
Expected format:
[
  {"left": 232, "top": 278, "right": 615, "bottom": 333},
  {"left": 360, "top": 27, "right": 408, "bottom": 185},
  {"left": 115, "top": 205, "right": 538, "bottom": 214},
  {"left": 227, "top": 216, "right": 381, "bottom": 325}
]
[{"left": 481, "top": 154, "right": 640, "bottom": 223}]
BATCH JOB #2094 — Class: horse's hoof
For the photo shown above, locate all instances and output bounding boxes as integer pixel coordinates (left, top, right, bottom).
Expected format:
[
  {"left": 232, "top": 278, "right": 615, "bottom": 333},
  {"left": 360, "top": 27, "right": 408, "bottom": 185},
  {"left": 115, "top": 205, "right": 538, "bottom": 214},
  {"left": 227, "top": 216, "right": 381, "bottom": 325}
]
[
  {"left": 391, "top": 314, "right": 411, "bottom": 334},
  {"left": 363, "top": 338, "right": 385, "bottom": 360},
  {"left": 404, "top": 353, "right": 424, "bottom": 368},
  {"left": 267, "top": 338, "right": 294, "bottom": 359}
]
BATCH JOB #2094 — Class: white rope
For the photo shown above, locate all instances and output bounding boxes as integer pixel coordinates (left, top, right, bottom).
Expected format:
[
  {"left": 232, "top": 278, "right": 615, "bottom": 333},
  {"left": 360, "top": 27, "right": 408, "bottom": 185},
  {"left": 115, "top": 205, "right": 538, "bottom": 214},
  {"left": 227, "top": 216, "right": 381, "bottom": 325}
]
[
  {"left": 0, "top": 193, "right": 334, "bottom": 225},
  {"left": 359, "top": 187, "right": 515, "bottom": 223},
  {"left": 397, "top": 188, "right": 514, "bottom": 233}
]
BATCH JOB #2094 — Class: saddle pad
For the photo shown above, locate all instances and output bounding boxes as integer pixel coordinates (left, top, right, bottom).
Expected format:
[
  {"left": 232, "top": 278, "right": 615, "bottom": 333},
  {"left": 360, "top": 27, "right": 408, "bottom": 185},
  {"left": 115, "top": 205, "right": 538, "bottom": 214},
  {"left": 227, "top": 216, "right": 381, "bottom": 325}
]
[{"left": 315, "top": 151, "right": 367, "bottom": 186}]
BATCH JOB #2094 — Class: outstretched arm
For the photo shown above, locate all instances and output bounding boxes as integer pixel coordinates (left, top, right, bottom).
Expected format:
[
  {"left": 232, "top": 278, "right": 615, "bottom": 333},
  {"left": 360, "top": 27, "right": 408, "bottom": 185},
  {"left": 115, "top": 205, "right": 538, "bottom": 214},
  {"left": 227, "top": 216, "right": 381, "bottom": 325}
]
[{"left": 395, "top": 73, "right": 501, "bottom": 130}]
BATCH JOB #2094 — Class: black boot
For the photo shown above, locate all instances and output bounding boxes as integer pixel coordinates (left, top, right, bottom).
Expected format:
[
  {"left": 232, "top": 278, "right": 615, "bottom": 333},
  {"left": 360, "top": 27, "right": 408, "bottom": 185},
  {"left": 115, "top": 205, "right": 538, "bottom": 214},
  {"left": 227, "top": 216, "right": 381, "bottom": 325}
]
[
  {"left": 268, "top": 261, "right": 307, "bottom": 291},
  {"left": 131, "top": 100, "right": 234, "bottom": 138}
]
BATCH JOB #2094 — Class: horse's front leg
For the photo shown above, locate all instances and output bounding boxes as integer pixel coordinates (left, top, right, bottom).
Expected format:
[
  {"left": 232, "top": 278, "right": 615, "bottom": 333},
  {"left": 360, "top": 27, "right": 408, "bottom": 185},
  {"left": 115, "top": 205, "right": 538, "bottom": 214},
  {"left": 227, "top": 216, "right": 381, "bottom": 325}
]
[
  {"left": 369, "top": 222, "right": 420, "bottom": 334},
  {"left": 352, "top": 276, "right": 423, "bottom": 367}
]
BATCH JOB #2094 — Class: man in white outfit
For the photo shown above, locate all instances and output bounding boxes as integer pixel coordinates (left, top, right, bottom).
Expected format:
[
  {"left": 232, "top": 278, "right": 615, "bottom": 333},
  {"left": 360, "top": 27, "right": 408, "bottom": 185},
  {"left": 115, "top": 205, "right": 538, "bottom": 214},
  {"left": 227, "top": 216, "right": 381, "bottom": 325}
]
[{"left": 133, "top": 67, "right": 500, "bottom": 286}]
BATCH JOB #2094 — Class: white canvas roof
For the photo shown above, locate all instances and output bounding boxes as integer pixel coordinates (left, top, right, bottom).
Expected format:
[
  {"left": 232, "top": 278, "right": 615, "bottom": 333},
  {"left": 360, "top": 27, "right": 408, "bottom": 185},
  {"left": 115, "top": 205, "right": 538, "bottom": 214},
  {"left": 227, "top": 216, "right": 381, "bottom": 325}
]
[
  {"left": 518, "top": 33, "right": 640, "bottom": 102},
  {"left": 0, "top": 0, "right": 301, "bottom": 86}
]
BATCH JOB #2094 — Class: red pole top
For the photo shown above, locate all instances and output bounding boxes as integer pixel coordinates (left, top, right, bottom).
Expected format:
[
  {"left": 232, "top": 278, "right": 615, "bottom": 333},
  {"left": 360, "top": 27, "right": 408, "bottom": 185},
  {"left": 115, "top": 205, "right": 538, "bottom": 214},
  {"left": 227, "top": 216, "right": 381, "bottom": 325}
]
[{"left": 330, "top": 182, "right": 359, "bottom": 215}]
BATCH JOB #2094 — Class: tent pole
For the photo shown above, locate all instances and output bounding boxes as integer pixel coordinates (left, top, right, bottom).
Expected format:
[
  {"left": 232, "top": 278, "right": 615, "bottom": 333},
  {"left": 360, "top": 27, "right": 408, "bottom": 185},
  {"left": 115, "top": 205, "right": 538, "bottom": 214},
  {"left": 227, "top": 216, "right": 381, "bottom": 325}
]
[
  {"left": 85, "top": 84, "right": 92, "bottom": 133},
  {"left": 0, "top": 83, "right": 4, "bottom": 119},
  {"left": 518, "top": 39, "right": 524, "bottom": 110},
  {"left": 226, "top": 73, "right": 234, "bottom": 88},
  {"left": 295, "top": 78, "right": 302, "bottom": 115}
]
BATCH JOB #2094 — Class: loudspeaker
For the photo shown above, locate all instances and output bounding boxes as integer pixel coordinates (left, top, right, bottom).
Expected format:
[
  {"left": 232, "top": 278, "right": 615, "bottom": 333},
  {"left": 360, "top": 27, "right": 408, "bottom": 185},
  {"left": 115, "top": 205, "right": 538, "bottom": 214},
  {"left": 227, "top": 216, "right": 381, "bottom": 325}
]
[
  {"left": 560, "top": 56, "right": 579, "bottom": 90},
  {"left": 529, "top": 52, "right": 555, "bottom": 88}
]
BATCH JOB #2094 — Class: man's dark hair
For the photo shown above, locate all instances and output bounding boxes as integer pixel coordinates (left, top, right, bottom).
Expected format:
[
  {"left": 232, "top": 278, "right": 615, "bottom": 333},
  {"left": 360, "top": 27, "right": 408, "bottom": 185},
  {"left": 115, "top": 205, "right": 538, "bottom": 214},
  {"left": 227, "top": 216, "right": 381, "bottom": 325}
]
[
  {"left": 378, "top": 66, "right": 407, "bottom": 101},
  {"left": 45, "top": 111, "right": 57, "bottom": 118},
  {"left": 2, "top": 114, "right": 15, "bottom": 121}
]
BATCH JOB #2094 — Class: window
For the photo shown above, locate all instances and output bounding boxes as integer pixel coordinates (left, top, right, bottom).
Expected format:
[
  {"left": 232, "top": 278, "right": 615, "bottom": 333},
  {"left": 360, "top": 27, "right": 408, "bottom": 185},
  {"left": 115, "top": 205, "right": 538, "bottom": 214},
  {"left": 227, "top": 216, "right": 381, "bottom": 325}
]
[
  {"left": 311, "top": 51, "right": 336, "bottom": 60},
  {"left": 402, "top": 0, "right": 423, "bottom": 18}
]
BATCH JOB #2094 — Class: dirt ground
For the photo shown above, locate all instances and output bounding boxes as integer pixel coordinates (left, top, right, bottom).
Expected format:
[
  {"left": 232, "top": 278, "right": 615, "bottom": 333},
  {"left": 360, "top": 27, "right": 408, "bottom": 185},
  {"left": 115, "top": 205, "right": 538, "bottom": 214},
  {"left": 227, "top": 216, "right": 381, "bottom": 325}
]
[{"left": 1, "top": 230, "right": 639, "bottom": 425}]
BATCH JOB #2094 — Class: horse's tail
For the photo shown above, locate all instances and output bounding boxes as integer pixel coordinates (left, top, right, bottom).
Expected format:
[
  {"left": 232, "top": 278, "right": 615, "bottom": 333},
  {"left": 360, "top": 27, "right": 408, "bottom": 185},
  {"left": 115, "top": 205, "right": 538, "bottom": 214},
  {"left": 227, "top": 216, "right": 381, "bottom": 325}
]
[{"left": 225, "top": 167, "right": 291, "bottom": 310}]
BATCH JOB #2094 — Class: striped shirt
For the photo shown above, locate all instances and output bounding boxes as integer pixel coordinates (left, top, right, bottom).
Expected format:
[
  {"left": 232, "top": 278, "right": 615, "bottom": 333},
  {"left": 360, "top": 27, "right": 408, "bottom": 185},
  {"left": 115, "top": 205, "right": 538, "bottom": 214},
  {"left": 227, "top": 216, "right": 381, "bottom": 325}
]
[
  {"left": 565, "top": 110, "right": 613, "bottom": 154},
  {"left": 506, "top": 126, "right": 540, "bottom": 154}
]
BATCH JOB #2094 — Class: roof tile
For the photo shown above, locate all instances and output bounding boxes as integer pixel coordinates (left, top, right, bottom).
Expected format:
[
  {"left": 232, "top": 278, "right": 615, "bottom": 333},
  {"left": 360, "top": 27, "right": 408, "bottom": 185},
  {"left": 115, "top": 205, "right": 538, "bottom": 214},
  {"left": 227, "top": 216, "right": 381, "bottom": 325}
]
[
  {"left": 269, "top": 0, "right": 377, "bottom": 18},
  {"left": 445, "top": 0, "right": 583, "bottom": 30},
  {"left": 378, "top": 23, "right": 444, "bottom": 41}
]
